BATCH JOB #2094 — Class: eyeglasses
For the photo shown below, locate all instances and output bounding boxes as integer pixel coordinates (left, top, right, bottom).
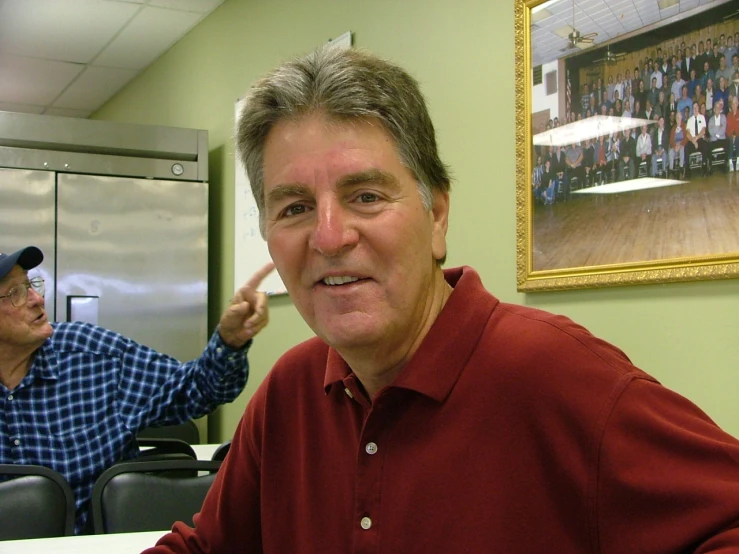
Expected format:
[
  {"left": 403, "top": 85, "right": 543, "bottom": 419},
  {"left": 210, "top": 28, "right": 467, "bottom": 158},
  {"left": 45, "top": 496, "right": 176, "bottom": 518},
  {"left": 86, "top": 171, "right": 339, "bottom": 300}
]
[{"left": 0, "top": 277, "right": 45, "bottom": 308}]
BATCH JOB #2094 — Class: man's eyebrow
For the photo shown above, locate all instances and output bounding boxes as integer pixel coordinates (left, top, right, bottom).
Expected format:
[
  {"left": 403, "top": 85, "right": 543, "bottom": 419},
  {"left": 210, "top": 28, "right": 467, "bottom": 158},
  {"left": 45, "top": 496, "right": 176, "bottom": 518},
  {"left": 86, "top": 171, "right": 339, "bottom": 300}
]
[
  {"left": 266, "top": 169, "right": 401, "bottom": 207},
  {"left": 266, "top": 183, "right": 311, "bottom": 207},
  {"left": 336, "top": 169, "right": 399, "bottom": 189}
]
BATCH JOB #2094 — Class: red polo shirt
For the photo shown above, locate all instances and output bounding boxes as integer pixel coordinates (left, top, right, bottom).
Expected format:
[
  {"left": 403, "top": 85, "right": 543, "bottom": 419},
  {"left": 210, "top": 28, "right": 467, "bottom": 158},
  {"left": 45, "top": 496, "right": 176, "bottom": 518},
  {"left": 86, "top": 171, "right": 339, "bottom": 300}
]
[
  {"left": 147, "top": 267, "right": 739, "bottom": 553},
  {"left": 727, "top": 109, "right": 739, "bottom": 138}
]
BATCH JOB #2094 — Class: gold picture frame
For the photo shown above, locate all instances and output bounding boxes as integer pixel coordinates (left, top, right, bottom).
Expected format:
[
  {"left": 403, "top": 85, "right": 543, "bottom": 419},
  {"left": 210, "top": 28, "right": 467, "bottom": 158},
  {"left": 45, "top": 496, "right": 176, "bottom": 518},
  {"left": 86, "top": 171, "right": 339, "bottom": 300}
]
[{"left": 515, "top": 0, "right": 739, "bottom": 292}]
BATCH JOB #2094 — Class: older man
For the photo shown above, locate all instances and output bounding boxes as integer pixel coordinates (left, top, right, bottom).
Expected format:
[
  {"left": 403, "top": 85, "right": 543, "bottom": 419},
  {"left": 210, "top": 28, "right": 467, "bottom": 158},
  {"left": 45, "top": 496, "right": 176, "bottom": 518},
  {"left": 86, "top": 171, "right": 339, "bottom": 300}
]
[
  {"left": 635, "top": 123, "right": 652, "bottom": 175},
  {"left": 671, "top": 68, "right": 686, "bottom": 101},
  {"left": 651, "top": 116, "right": 668, "bottom": 176},
  {"left": 147, "top": 46, "right": 739, "bottom": 554},
  {"left": 0, "top": 247, "right": 272, "bottom": 533},
  {"left": 707, "top": 99, "right": 728, "bottom": 174},
  {"left": 728, "top": 69, "right": 739, "bottom": 102},
  {"left": 686, "top": 100, "right": 710, "bottom": 176},
  {"left": 715, "top": 54, "right": 733, "bottom": 87},
  {"left": 727, "top": 95, "right": 739, "bottom": 171}
]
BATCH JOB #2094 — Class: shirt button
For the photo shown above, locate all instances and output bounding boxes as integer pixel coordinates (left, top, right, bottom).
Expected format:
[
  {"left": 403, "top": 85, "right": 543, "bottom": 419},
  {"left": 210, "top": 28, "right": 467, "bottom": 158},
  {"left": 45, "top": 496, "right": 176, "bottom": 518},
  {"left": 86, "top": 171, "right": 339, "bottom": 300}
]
[
  {"left": 216, "top": 347, "right": 223, "bottom": 354},
  {"left": 344, "top": 387, "right": 354, "bottom": 399},
  {"left": 360, "top": 516, "right": 372, "bottom": 530},
  {"left": 13, "top": 439, "right": 20, "bottom": 446},
  {"left": 365, "top": 442, "right": 378, "bottom": 455},
  {"left": 7, "top": 395, "right": 13, "bottom": 401}
]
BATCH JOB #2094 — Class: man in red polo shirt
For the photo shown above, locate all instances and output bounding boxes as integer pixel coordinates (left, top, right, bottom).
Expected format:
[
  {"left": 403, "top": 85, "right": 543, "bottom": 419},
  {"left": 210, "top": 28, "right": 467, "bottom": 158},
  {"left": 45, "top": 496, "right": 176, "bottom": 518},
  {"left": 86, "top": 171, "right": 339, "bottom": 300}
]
[
  {"left": 727, "top": 94, "right": 739, "bottom": 171},
  {"left": 147, "top": 46, "right": 739, "bottom": 554}
]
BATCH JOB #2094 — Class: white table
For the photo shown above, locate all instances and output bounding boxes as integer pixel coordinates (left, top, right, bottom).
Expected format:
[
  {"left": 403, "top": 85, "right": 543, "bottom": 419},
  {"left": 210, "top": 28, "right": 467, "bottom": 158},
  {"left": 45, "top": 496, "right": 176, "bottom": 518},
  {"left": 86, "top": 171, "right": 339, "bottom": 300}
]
[
  {"left": 139, "top": 443, "right": 222, "bottom": 461},
  {"left": 192, "top": 443, "right": 221, "bottom": 461},
  {"left": 0, "top": 530, "right": 167, "bottom": 553}
]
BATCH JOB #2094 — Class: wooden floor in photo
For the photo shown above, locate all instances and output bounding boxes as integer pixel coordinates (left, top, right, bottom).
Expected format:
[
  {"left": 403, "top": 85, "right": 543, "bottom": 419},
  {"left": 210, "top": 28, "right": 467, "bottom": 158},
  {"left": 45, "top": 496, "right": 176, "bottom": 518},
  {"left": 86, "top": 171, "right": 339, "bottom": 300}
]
[{"left": 532, "top": 170, "right": 739, "bottom": 271}]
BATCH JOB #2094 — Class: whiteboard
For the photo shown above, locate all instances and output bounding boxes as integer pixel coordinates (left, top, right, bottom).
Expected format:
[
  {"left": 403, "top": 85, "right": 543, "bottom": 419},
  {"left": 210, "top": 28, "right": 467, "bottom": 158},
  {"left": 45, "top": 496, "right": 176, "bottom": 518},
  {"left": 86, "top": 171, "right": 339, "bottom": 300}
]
[{"left": 233, "top": 98, "right": 287, "bottom": 295}]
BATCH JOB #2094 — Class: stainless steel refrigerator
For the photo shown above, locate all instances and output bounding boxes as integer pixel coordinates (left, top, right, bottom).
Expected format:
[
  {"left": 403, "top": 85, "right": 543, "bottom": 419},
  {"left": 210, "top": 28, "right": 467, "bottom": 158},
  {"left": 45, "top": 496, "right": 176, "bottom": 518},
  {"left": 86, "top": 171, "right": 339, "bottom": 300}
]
[{"left": 0, "top": 111, "right": 210, "bottom": 438}]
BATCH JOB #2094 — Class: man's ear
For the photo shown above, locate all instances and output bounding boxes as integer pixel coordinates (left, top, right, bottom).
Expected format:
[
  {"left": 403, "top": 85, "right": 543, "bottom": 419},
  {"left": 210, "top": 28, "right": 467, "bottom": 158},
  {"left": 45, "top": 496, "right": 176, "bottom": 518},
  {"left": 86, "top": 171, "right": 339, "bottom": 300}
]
[{"left": 430, "top": 189, "right": 449, "bottom": 262}]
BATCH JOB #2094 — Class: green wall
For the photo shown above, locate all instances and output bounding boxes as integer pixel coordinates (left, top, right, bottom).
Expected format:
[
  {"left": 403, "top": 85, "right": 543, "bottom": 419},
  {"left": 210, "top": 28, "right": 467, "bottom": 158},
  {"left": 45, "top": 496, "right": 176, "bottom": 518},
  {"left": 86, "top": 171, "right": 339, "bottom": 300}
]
[{"left": 94, "top": 0, "right": 739, "bottom": 441}]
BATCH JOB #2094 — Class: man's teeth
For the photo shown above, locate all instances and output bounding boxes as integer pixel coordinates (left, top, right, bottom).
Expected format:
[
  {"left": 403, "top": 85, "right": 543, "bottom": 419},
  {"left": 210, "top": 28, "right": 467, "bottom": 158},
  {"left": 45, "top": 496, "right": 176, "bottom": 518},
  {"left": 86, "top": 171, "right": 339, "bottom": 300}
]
[{"left": 323, "top": 276, "right": 360, "bottom": 286}]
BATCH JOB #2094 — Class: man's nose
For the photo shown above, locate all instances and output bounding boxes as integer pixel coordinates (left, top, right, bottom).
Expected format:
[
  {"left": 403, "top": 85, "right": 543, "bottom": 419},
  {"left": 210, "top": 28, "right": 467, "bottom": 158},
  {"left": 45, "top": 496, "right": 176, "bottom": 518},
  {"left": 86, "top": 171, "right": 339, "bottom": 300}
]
[
  {"left": 308, "top": 199, "right": 359, "bottom": 257},
  {"left": 26, "top": 287, "right": 44, "bottom": 307}
]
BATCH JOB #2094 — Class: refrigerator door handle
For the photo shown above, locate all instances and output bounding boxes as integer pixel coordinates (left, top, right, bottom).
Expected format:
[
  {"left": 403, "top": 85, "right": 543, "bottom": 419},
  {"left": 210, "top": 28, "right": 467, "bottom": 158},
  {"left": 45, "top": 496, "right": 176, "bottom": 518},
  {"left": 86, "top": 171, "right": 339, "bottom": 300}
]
[{"left": 67, "top": 296, "right": 100, "bottom": 325}]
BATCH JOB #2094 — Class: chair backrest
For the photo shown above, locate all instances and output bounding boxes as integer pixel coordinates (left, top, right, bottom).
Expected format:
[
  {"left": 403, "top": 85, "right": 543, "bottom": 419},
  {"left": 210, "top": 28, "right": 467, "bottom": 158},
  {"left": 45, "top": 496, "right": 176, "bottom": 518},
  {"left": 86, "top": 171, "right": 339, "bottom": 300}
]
[
  {"left": 136, "top": 437, "right": 198, "bottom": 460},
  {"left": 211, "top": 440, "right": 231, "bottom": 462},
  {"left": 138, "top": 420, "right": 200, "bottom": 444},
  {"left": 0, "top": 464, "right": 75, "bottom": 540},
  {"left": 90, "top": 459, "right": 221, "bottom": 534}
]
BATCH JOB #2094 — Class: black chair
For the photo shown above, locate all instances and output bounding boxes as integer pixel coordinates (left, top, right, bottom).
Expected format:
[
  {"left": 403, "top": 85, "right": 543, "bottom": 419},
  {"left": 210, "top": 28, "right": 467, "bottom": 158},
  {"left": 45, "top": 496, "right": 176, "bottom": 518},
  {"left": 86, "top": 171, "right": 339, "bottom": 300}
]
[
  {"left": 594, "top": 168, "right": 605, "bottom": 186},
  {"left": 136, "top": 437, "right": 198, "bottom": 460},
  {"left": 688, "top": 151, "right": 703, "bottom": 176},
  {"left": 0, "top": 464, "right": 75, "bottom": 540},
  {"left": 653, "top": 154, "right": 666, "bottom": 177},
  {"left": 708, "top": 144, "right": 726, "bottom": 173},
  {"left": 138, "top": 419, "right": 200, "bottom": 444},
  {"left": 211, "top": 441, "right": 231, "bottom": 462},
  {"left": 90, "top": 459, "right": 222, "bottom": 534},
  {"left": 638, "top": 159, "right": 649, "bottom": 177}
]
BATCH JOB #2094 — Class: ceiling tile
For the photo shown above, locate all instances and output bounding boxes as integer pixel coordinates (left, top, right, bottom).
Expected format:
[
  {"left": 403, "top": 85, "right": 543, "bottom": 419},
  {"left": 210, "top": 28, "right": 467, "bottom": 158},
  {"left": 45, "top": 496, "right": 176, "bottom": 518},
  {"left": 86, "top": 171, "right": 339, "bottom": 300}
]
[
  {"left": 532, "top": 8, "right": 553, "bottom": 23},
  {"left": 642, "top": 13, "right": 661, "bottom": 24},
  {"left": 660, "top": 4, "right": 681, "bottom": 16},
  {"left": 0, "top": 54, "right": 83, "bottom": 105},
  {"left": 548, "top": 2, "right": 572, "bottom": 16},
  {"left": 44, "top": 107, "right": 93, "bottom": 118},
  {"left": 149, "top": 0, "right": 224, "bottom": 14},
  {"left": 0, "top": 102, "right": 45, "bottom": 115},
  {"left": 52, "top": 65, "right": 138, "bottom": 110},
  {"left": 93, "top": 6, "right": 202, "bottom": 69},
  {"left": 0, "top": 0, "right": 140, "bottom": 63}
]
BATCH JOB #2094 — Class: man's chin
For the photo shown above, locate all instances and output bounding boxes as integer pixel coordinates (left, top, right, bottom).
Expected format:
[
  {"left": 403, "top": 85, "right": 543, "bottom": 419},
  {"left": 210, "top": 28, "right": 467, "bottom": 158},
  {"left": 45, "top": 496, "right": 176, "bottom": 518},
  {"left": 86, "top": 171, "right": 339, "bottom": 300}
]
[
  {"left": 34, "top": 320, "right": 54, "bottom": 340},
  {"left": 316, "top": 322, "right": 379, "bottom": 352}
]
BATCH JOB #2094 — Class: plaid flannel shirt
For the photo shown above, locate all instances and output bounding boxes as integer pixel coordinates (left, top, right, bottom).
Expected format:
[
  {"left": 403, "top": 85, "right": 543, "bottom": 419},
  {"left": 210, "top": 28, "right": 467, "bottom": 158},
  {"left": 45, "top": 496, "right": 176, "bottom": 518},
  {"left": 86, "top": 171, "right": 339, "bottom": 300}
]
[{"left": 0, "top": 321, "right": 250, "bottom": 533}]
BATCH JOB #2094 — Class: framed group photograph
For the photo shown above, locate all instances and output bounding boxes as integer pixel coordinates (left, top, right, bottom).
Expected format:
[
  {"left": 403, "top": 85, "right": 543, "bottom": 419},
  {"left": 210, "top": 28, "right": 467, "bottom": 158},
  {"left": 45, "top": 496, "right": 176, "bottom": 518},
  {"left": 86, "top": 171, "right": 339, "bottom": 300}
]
[{"left": 514, "top": 0, "right": 739, "bottom": 291}]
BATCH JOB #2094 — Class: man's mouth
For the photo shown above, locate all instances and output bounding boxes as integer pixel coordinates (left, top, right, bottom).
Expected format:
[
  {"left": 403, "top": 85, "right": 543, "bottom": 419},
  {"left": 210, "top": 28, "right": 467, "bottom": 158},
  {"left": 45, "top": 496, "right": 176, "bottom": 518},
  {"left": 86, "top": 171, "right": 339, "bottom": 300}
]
[{"left": 322, "top": 276, "right": 361, "bottom": 286}]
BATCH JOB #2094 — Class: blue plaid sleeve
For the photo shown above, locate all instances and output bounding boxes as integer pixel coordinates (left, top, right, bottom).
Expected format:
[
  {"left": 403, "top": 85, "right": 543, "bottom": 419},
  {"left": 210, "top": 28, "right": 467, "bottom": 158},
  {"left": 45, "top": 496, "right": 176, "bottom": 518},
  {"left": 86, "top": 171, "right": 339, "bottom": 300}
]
[{"left": 116, "top": 327, "right": 251, "bottom": 431}]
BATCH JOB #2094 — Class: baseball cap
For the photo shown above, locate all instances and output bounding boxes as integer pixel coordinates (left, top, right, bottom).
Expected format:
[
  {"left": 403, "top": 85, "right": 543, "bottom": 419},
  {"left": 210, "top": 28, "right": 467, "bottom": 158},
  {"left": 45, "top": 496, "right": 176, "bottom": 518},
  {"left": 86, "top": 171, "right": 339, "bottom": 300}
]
[{"left": 0, "top": 246, "right": 44, "bottom": 280}]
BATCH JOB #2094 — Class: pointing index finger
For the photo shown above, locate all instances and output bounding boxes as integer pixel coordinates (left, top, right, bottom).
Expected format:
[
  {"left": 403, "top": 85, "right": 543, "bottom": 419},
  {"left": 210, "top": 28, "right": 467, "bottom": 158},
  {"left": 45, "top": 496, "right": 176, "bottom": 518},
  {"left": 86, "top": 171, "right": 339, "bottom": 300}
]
[{"left": 246, "top": 261, "right": 276, "bottom": 291}]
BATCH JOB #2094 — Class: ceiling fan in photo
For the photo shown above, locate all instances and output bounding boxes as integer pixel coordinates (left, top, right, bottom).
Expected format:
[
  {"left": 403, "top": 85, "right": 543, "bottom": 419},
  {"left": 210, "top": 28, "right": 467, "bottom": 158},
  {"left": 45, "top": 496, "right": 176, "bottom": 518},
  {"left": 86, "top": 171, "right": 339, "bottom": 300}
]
[
  {"left": 593, "top": 45, "right": 627, "bottom": 65},
  {"left": 559, "top": 0, "right": 598, "bottom": 53}
]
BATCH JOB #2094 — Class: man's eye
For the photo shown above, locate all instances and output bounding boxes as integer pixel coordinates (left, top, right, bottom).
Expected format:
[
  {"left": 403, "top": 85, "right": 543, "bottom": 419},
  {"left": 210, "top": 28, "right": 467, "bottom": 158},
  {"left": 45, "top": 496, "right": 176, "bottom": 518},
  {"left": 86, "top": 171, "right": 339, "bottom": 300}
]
[
  {"left": 283, "top": 204, "right": 307, "bottom": 217},
  {"left": 357, "top": 193, "right": 378, "bottom": 203}
]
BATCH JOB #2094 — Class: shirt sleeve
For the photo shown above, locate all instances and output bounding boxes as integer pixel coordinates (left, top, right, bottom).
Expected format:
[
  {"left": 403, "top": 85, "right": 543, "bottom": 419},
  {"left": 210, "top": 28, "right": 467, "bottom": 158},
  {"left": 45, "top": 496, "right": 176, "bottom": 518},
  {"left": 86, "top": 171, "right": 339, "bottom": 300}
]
[
  {"left": 117, "top": 328, "right": 251, "bottom": 432},
  {"left": 596, "top": 377, "right": 739, "bottom": 552}
]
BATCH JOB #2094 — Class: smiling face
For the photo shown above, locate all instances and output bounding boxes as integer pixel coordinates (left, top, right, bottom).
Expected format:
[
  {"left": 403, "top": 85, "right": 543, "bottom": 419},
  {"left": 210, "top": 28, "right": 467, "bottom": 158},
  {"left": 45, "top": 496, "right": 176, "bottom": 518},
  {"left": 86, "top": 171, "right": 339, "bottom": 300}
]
[
  {"left": 262, "top": 113, "right": 450, "bottom": 363},
  {"left": 0, "top": 266, "right": 52, "bottom": 352}
]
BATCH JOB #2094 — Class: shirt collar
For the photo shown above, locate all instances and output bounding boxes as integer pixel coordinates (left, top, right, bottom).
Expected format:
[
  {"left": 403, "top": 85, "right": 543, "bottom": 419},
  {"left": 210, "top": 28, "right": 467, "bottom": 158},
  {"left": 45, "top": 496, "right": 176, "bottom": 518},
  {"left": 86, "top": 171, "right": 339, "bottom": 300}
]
[
  {"left": 323, "top": 266, "right": 498, "bottom": 403},
  {"left": 28, "top": 339, "right": 60, "bottom": 382}
]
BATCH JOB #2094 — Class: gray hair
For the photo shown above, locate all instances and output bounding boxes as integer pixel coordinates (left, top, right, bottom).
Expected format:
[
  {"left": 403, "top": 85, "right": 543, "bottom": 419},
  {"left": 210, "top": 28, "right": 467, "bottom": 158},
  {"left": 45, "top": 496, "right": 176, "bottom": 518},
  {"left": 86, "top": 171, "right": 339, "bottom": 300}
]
[{"left": 236, "top": 44, "right": 451, "bottom": 237}]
